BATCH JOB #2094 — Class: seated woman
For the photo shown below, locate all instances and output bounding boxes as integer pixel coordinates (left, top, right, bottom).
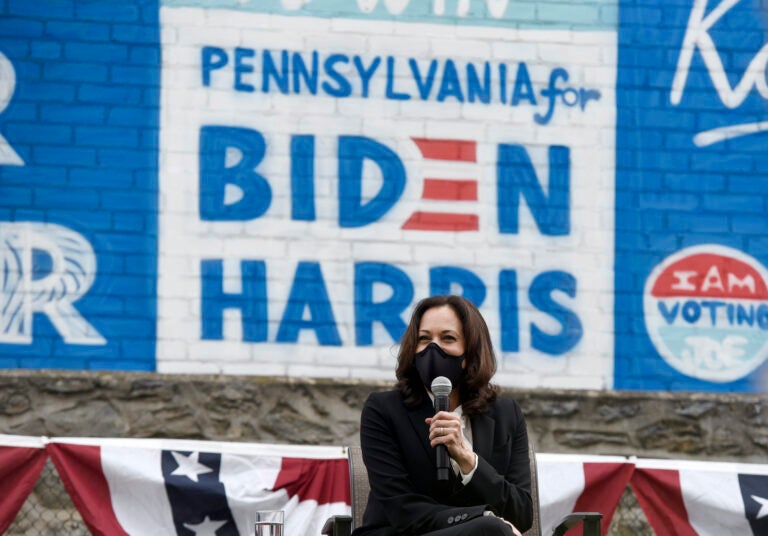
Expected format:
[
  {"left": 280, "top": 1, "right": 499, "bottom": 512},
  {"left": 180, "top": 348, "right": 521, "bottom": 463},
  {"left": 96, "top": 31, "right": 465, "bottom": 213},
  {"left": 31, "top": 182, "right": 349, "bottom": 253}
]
[{"left": 353, "top": 295, "right": 533, "bottom": 535}]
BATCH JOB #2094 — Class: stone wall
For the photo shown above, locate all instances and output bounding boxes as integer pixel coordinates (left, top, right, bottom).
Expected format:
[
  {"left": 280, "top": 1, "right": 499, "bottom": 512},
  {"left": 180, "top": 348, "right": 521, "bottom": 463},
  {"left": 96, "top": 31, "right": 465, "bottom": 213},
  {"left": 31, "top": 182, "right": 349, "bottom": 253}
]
[{"left": 3, "top": 370, "right": 767, "bottom": 462}]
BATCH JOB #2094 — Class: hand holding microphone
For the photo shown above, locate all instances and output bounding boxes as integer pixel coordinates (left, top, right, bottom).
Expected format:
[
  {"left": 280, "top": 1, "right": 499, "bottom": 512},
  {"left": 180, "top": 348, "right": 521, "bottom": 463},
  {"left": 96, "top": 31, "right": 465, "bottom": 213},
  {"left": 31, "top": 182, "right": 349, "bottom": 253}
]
[
  {"left": 430, "top": 376, "right": 452, "bottom": 481},
  {"left": 426, "top": 376, "right": 476, "bottom": 479}
]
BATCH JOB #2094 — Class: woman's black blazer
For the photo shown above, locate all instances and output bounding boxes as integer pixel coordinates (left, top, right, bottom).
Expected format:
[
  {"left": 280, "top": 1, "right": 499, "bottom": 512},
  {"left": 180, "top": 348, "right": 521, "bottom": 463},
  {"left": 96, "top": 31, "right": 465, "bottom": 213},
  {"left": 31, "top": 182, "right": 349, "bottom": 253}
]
[{"left": 353, "top": 389, "right": 533, "bottom": 535}]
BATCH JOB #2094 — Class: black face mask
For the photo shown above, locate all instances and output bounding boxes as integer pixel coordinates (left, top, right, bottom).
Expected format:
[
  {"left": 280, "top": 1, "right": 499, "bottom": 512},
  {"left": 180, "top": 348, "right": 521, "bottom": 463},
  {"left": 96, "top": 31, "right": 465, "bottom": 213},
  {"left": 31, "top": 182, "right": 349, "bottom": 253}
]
[{"left": 414, "top": 342, "right": 465, "bottom": 390}]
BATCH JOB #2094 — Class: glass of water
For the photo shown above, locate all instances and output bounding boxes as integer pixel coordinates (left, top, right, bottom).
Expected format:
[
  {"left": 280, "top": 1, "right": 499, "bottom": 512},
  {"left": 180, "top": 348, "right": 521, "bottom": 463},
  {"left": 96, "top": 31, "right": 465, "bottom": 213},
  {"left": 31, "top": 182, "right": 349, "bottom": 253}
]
[{"left": 254, "top": 510, "right": 284, "bottom": 536}]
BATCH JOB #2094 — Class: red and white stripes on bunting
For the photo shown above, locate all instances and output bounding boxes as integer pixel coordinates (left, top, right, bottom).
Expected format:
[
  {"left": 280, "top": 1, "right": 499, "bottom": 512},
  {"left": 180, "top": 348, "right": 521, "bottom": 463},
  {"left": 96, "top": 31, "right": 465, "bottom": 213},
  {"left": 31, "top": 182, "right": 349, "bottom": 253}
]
[
  {"left": 0, "top": 435, "right": 47, "bottom": 534},
  {"left": 2, "top": 434, "right": 768, "bottom": 535}
]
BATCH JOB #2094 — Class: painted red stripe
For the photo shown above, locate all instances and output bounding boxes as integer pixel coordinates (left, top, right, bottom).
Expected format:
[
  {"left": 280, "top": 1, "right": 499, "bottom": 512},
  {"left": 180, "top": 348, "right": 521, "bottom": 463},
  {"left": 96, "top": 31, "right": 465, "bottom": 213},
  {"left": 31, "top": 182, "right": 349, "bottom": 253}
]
[
  {"left": 422, "top": 178, "right": 477, "bottom": 201},
  {"left": 273, "top": 457, "right": 350, "bottom": 505},
  {"left": 47, "top": 443, "right": 129, "bottom": 536},
  {"left": 570, "top": 462, "right": 635, "bottom": 536},
  {"left": 411, "top": 138, "right": 476, "bottom": 162},
  {"left": 630, "top": 468, "right": 696, "bottom": 536},
  {"left": 402, "top": 212, "right": 478, "bottom": 231},
  {"left": 0, "top": 446, "right": 47, "bottom": 534}
]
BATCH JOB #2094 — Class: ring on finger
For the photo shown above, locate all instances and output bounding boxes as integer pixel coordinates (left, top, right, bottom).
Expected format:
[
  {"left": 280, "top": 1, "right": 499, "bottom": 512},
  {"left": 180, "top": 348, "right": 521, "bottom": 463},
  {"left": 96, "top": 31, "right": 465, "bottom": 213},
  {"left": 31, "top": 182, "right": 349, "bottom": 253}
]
[{"left": 439, "top": 427, "right": 444, "bottom": 435}]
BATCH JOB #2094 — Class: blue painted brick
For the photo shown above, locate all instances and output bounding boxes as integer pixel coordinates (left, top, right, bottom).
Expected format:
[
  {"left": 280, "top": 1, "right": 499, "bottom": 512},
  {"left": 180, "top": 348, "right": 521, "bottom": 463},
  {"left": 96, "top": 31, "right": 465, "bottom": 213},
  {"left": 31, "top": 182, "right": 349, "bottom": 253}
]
[
  {"left": 142, "top": 87, "right": 160, "bottom": 106},
  {"left": 615, "top": 210, "right": 642, "bottom": 230},
  {"left": 119, "top": 343, "right": 156, "bottom": 360},
  {"left": 75, "top": 2, "right": 139, "bottom": 22},
  {"left": 703, "top": 195, "right": 763, "bottom": 213},
  {"left": 13, "top": 60, "right": 42, "bottom": 79},
  {"left": 78, "top": 83, "right": 142, "bottom": 105},
  {"left": 12, "top": 209, "right": 46, "bottom": 221},
  {"left": 21, "top": 357, "right": 88, "bottom": 369},
  {"left": 645, "top": 233, "right": 679, "bottom": 252},
  {"left": 80, "top": 296, "right": 125, "bottom": 315},
  {"left": 96, "top": 232, "right": 155, "bottom": 254},
  {"left": 124, "top": 297, "right": 157, "bottom": 316},
  {"left": 125, "top": 254, "right": 155, "bottom": 275},
  {"left": 638, "top": 193, "right": 699, "bottom": 210},
  {"left": 0, "top": 358, "right": 20, "bottom": 369},
  {"left": 114, "top": 214, "right": 146, "bottom": 232},
  {"left": 728, "top": 175, "right": 767, "bottom": 194},
  {"left": 0, "top": 17, "right": 43, "bottom": 38},
  {"left": 641, "top": 213, "right": 668, "bottom": 231},
  {"left": 110, "top": 65, "right": 160, "bottom": 86},
  {"left": 133, "top": 169, "right": 158, "bottom": 187},
  {"left": 108, "top": 106, "right": 159, "bottom": 127},
  {"left": 16, "top": 82, "right": 75, "bottom": 103},
  {"left": 732, "top": 215, "right": 768, "bottom": 234},
  {"left": 52, "top": 341, "right": 121, "bottom": 359},
  {"left": 106, "top": 277, "right": 153, "bottom": 298},
  {"left": 639, "top": 110, "right": 696, "bottom": 130},
  {"left": 112, "top": 23, "right": 157, "bottom": 43},
  {"left": 44, "top": 61, "right": 108, "bottom": 83},
  {"left": 70, "top": 167, "right": 133, "bottom": 188},
  {"left": 33, "top": 146, "right": 96, "bottom": 166},
  {"left": 30, "top": 41, "right": 62, "bottom": 60},
  {"left": 140, "top": 129, "right": 159, "bottom": 148},
  {"left": 668, "top": 213, "right": 730, "bottom": 232},
  {"left": 54, "top": 209, "right": 113, "bottom": 231},
  {"left": 747, "top": 237, "right": 768, "bottom": 254},
  {"left": 614, "top": 232, "right": 646, "bottom": 251},
  {"left": 637, "top": 150, "right": 690, "bottom": 170},
  {"left": 35, "top": 187, "right": 99, "bottom": 209},
  {"left": 92, "top": 253, "right": 125, "bottom": 273},
  {"left": 6, "top": 102, "right": 37, "bottom": 121},
  {"left": 41, "top": 103, "right": 105, "bottom": 124},
  {"left": 0, "top": 38, "right": 29, "bottom": 56},
  {"left": 64, "top": 42, "right": 129, "bottom": 63},
  {"left": 680, "top": 234, "right": 744, "bottom": 250},
  {"left": 101, "top": 191, "right": 153, "bottom": 211},
  {"left": 664, "top": 173, "right": 725, "bottom": 192},
  {"left": 130, "top": 45, "right": 160, "bottom": 65},
  {"left": 91, "top": 359, "right": 153, "bottom": 371},
  {"left": 76, "top": 126, "right": 139, "bottom": 148},
  {"left": 10, "top": 0, "right": 73, "bottom": 17},
  {"left": 7, "top": 123, "right": 71, "bottom": 143},
  {"left": 621, "top": 6, "right": 664, "bottom": 25},
  {"left": 45, "top": 21, "right": 110, "bottom": 42},
  {"left": 692, "top": 154, "right": 753, "bottom": 173},
  {"left": 7, "top": 144, "right": 31, "bottom": 165},
  {"left": 97, "top": 148, "right": 155, "bottom": 168},
  {"left": 3, "top": 165, "right": 66, "bottom": 186},
  {"left": 0, "top": 186, "right": 32, "bottom": 206},
  {"left": 140, "top": 2, "right": 160, "bottom": 24},
  {"left": 663, "top": 132, "right": 698, "bottom": 150}
]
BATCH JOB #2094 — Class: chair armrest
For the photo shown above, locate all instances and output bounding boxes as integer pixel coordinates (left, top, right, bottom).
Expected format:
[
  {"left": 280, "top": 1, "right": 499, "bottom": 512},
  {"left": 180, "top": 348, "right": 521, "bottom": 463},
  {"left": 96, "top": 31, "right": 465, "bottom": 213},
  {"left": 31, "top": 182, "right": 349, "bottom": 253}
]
[
  {"left": 552, "top": 512, "right": 603, "bottom": 536},
  {"left": 321, "top": 515, "right": 353, "bottom": 536}
]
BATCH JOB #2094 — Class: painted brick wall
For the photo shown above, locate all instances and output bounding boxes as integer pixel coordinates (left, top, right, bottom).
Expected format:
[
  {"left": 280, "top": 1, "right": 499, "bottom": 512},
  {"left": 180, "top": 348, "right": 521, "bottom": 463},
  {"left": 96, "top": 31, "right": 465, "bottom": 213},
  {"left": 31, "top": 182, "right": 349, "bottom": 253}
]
[
  {"left": 0, "top": 0, "right": 160, "bottom": 371},
  {"left": 1, "top": 0, "right": 767, "bottom": 392}
]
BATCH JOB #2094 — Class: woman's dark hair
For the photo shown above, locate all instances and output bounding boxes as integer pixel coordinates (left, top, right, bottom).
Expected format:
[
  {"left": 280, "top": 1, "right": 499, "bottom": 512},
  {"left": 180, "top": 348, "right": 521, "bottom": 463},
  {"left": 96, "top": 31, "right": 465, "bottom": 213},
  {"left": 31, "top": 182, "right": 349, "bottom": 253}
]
[{"left": 395, "top": 295, "right": 498, "bottom": 416}]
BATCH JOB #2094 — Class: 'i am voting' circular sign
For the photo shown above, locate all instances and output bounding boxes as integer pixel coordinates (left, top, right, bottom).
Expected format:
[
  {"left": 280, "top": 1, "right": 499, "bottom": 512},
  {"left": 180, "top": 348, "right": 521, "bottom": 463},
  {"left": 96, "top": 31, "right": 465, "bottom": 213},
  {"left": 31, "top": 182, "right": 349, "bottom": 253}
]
[{"left": 644, "top": 245, "right": 768, "bottom": 383}]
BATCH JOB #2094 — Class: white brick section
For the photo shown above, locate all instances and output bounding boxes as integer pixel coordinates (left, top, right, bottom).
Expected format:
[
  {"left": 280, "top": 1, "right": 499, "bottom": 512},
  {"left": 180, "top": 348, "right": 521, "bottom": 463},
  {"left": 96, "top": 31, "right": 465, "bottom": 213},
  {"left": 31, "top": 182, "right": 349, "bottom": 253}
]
[{"left": 158, "top": 7, "right": 617, "bottom": 389}]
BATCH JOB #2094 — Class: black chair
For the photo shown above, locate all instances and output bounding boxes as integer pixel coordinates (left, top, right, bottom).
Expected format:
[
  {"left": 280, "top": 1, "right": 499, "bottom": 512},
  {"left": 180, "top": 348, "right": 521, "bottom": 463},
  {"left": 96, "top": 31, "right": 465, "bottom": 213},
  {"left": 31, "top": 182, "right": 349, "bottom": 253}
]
[{"left": 322, "top": 444, "right": 602, "bottom": 536}]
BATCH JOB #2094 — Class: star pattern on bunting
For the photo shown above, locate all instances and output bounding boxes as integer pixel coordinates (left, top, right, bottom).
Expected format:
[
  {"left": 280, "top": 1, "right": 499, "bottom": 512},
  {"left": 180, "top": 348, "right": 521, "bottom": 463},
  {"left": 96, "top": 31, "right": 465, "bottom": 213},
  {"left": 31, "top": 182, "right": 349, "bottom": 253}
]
[
  {"left": 182, "top": 515, "right": 228, "bottom": 535},
  {"left": 753, "top": 495, "right": 768, "bottom": 520},
  {"left": 170, "top": 451, "right": 214, "bottom": 482}
]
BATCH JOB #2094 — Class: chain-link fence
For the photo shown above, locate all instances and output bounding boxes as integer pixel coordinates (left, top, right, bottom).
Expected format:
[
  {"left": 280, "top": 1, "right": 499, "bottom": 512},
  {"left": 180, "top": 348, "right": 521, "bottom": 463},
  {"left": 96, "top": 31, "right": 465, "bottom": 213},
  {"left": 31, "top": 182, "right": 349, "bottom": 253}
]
[
  {"left": 7, "top": 461, "right": 653, "bottom": 535},
  {"left": 7, "top": 460, "right": 88, "bottom": 535}
]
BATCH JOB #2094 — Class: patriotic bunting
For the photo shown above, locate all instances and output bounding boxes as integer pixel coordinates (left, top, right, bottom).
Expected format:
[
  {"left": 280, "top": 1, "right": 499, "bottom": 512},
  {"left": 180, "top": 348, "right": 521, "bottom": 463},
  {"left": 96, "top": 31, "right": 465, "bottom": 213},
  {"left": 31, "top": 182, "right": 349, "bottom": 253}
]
[{"left": 2, "top": 434, "right": 768, "bottom": 535}]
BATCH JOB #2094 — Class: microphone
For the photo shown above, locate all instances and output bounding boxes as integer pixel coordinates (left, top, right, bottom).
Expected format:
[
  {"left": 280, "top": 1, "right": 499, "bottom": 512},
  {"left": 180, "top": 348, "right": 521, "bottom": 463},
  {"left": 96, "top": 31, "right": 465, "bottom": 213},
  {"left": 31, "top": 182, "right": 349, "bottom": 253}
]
[{"left": 431, "top": 376, "right": 452, "bottom": 481}]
